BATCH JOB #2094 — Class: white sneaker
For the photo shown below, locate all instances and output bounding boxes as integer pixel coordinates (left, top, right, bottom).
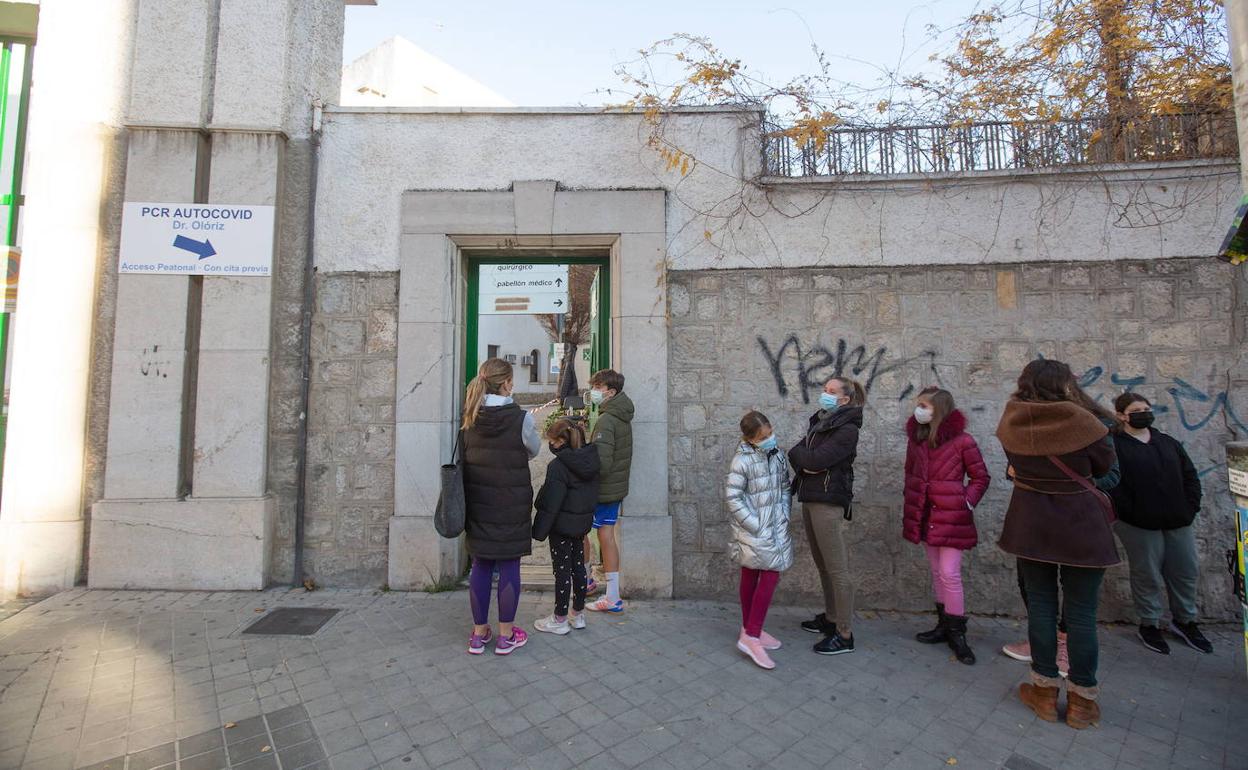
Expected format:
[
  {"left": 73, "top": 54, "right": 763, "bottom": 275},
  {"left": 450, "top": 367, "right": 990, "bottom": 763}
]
[
  {"left": 534, "top": 614, "right": 570, "bottom": 635},
  {"left": 570, "top": 613, "right": 587, "bottom": 630}
]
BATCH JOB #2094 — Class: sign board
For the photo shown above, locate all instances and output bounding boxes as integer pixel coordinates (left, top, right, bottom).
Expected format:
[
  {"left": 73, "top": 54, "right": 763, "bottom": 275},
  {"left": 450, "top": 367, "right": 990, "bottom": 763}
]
[
  {"left": 550, "top": 343, "right": 565, "bottom": 375},
  {"left": 480, "top": 264, "right": 569, "bottom": 315},
  {"left": 119, "top": 202, "right": 276, "bottom": 276}
]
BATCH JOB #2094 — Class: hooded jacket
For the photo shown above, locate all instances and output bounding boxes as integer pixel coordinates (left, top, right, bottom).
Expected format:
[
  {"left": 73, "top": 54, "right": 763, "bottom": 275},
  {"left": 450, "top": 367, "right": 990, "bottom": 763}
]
[
  {"left": 788, "top": 406, "right": 863, "bottom": 508},
  {"left": 996, "top": 399, "right": 1120, "bottom": 568},
  {"left": 532, "top": 444, "right": 602, "bottom": 541},
  {"left": 1109, "top": 428, "right": 1201, "bottom": 531},
  {"left": 592, "top": 391, "right": 635, "bottom": 503},
  {"left": 902, "top": 410, "right": 991, "bottom": 550},
  {"left": 463, "top": 403, "right": 534, "bottom": 560},
  {"left": 726, "top": 442, "right": 795, "bottom": 572}
]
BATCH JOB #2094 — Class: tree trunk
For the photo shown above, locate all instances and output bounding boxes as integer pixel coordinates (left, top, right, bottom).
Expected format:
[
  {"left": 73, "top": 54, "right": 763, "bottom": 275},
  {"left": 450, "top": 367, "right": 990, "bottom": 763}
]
[{"left": 1093, "top": 0, "right": 1135, "bottom": 161}]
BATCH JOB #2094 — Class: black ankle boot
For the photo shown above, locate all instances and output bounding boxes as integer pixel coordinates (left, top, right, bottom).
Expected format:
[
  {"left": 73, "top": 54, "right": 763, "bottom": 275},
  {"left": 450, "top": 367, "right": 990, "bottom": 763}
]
[
  {"left": 944, "top": 614, "right": 976, "bottom": 665},
  {"left": 915, "top": 603, "right": 947, "bottom": 644}
]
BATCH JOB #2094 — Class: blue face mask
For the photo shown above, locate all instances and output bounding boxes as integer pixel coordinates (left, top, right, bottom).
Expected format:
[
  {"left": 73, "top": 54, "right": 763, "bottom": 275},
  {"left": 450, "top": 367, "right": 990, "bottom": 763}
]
[
  {"left": 756, "top": 435, "right": 778, "bottom": 452},
  {"left": 819, "top": 392, "right": 841, "bottom": 411}
]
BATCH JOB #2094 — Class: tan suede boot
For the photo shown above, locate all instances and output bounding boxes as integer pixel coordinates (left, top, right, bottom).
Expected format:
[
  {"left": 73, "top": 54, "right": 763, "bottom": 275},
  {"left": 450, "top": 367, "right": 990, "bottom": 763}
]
[
  {"left": 1066, "top": 690, "right": 1101, "bottom": 729},
  {"left": 1018, "top": 682, "right": 1059, "bottom": 722}
]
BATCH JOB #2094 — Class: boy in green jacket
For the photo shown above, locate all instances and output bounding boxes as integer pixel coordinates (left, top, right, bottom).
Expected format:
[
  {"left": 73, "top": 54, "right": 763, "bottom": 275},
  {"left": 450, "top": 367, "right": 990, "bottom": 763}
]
[{"left": 584, "top": 369, "right": 634, "bottom": 612}]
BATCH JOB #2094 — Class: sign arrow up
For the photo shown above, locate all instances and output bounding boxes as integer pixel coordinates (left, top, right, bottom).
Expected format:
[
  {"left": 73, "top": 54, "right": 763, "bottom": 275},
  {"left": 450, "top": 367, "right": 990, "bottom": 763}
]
[
  {"left": 173, "top": 235, "right": 217, "bottom": 260},
  {"left": 554, "top": 277, "right": 564, "bottom": 287}
]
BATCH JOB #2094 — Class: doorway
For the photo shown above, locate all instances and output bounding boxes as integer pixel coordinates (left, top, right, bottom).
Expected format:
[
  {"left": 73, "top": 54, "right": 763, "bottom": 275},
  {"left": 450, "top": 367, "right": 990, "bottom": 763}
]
[{"left": 465, "top": 255, "right": 610, "bottom": 583}]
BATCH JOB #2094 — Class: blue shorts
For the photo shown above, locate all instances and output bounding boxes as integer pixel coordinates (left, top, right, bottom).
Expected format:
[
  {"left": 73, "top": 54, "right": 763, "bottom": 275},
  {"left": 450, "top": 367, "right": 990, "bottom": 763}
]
[{"left": 592, "top": 502, "right": 621, "bottom": 530}]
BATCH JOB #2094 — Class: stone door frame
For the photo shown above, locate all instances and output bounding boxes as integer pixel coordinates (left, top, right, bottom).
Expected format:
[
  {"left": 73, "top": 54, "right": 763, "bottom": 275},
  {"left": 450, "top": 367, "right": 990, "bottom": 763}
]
[{"left": 389, "top": 181, "right": 672, "bottom": 596}]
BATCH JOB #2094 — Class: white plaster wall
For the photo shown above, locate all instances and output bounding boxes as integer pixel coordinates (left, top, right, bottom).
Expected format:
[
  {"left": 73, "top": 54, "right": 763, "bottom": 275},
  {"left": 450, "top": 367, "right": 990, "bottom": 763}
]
[
  {"left": 341, "top": 36, "right": 513, "bottom": 108},
  {"left": 477, "top": 314, "right": 558, "bottom": 395},
  {"left": 315, "top": 108, "right": 1239, "bottom": 274}
]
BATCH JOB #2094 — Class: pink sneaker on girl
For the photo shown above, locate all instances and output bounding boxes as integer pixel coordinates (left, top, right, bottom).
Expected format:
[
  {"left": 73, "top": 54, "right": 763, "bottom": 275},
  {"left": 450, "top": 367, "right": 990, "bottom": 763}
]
[
  {"left": 467, "top": 627, "right": 493, "bottom": 655},
  {"left": 758, "top": 630, "right": 782, "bottom": 651},
  {"left": 494, "top": 627, "right": 528, "bottom": 655},
  {"left": 737, "top": 633, "right": 776, "bottom": 670}
]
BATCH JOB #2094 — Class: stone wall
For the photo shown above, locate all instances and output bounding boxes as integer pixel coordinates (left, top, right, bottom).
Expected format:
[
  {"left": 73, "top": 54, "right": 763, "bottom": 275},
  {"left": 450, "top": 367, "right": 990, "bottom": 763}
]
[
  {"left": 302, "top": 272, "right": 398, "bottom": 586},
  {"left": 668, "top": 258, "right": 1247, "bottom": 621}
]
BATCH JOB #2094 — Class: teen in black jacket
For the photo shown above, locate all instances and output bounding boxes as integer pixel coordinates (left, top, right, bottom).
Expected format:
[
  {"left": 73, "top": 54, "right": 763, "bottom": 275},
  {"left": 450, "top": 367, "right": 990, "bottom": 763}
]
[
  {"left": 1110, "top": 393, "right": 1211, "bottom": 656},
  {"left": 787, "top": 377, "right": 866, "bottom": 656},
  {"left": 533, "top": 419, "right": 601, "bottom": 635}
]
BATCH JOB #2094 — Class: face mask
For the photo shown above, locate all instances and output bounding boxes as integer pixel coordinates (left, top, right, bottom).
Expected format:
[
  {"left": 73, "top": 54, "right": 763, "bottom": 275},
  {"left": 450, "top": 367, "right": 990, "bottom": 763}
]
[
  {"left": 914, "top": 407, "right": 934, "bottom": 425},
  {"left": 755, "top": 435, "right": 778, "bottom": 452},
  {"left": 1127, "top": 411, "right": 1155, "bottom": 430},
  {"left": 819, "top": 392, "right": 841, "bottom": 411},
  {"left": 589, "top": 389, "right": 605, "bottom": 405}
]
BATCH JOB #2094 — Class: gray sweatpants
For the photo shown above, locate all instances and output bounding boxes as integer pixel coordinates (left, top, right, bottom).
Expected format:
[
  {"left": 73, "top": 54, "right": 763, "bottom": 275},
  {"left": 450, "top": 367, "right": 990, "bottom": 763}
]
[{"left": 1114, "top": 521, "right": 1200, "bottom": 627}]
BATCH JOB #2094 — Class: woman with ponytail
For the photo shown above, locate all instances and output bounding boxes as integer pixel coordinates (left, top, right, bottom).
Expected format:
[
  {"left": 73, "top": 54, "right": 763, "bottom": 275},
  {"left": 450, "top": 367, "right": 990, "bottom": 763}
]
[
  {"left": 462, "top": 358, "right": 542, "bottom": 656},
  {"left": 788, "top": 376, "right": 866, "bottom": 657}
]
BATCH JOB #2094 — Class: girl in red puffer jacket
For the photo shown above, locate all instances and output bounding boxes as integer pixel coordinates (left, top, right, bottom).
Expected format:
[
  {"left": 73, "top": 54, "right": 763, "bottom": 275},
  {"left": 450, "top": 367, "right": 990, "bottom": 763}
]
[{"left": 903, "top": 387, "right": 991, "bottom": 665}]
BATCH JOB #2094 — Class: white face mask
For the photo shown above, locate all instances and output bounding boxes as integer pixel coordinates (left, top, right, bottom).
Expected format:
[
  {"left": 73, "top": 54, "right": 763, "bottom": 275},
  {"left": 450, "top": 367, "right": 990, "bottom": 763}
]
[{"left": 914, "top": 407, "right": 934, "bottom": 425}]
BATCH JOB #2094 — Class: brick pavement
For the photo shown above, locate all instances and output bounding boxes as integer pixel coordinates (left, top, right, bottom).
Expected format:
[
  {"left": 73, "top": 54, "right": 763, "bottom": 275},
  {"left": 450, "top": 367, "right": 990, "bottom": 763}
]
[{"left": 0, "top": 589, "right": 1240, "bottom": 770}]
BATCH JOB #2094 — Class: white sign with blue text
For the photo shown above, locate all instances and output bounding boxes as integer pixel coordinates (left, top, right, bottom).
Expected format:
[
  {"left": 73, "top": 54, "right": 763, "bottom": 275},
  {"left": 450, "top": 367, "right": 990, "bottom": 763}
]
[{"left": 119, "top": 202, "right": 276, "bottom": 276}]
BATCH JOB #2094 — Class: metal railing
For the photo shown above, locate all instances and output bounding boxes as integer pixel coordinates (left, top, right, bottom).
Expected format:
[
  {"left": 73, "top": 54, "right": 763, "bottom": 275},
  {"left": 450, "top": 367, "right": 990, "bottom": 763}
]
[{"left": 764, "top": 112, "right": 1239, "bottom": 177}]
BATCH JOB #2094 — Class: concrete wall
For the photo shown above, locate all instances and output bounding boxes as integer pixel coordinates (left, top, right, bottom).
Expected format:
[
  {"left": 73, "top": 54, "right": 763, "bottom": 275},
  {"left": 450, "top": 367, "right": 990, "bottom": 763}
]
[
  {"left": 668, "top": 258, "right": 1248, "bottom": 621},
  {"left": 315, "top": 109, "right": 1239, "bottom": 274},
  {"left": 299, "top": 272, "right": 397, "bottom": 586}
]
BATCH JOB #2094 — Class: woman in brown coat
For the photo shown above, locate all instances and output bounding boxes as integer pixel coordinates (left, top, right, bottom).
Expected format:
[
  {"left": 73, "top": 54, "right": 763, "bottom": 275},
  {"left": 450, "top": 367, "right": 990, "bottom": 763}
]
[{"left": 997, "top": 359, "right": 1118, "bottom": 730}]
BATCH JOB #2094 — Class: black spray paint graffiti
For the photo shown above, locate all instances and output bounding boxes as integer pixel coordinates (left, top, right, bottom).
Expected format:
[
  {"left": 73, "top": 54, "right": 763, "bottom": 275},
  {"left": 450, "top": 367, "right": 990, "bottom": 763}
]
[{"left": 758, "top": 335, "right": 941, "bottom": 404}]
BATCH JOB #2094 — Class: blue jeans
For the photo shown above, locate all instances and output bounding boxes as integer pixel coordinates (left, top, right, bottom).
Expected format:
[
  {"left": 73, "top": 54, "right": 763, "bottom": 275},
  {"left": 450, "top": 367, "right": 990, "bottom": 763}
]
[{"left": 1018, "top": 559, "right": 1105, "bottom": 689}]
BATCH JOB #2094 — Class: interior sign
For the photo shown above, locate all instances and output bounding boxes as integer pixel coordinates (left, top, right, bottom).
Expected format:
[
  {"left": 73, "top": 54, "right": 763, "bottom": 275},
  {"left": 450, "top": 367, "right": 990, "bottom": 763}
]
[
  {"left": 479, "top": 263, "right": 570, "bottom": 315},
  {"left": 119, "top": 202, "right": 276, "bottom": 276}
]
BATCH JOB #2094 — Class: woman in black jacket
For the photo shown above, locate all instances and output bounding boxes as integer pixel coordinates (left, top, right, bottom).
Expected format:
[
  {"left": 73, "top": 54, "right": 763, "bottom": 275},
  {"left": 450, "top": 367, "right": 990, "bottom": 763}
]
[
  {"left": 462, "top": 358, "right": 541, "bottom": 656},
  {"left": 533, "top": 418, "right": 601, "bottom": 636},
  {"left": 788, "top": 376, "right": 866, "bottom": 656},
  {"left": 1110, "top": 393, "right": 1212, "bottom": 656}
]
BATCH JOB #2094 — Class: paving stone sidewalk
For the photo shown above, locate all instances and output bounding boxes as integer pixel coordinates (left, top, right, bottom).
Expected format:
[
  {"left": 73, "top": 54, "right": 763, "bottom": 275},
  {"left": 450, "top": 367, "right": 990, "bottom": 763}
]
[{"left": 0, "top": 588, "right": 1241, "bottom": 770}]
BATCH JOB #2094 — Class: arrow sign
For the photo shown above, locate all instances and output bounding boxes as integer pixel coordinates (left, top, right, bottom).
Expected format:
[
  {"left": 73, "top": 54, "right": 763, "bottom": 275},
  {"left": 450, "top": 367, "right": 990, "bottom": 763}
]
[
  {"left": 553, "top": 298, "right": 564, "bottom": 308},
  {"left": 173, "top": 235, "right": 217, "bottom": 260},
  {"left": 555, "top": 277, "right": 564, "bottom": 287}
]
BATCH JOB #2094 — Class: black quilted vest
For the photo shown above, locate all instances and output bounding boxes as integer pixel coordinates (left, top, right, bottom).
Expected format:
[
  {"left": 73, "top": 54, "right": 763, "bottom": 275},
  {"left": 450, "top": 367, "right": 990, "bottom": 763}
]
[{"left": 463, "top": 403, "right": 533, "bottom": 560}]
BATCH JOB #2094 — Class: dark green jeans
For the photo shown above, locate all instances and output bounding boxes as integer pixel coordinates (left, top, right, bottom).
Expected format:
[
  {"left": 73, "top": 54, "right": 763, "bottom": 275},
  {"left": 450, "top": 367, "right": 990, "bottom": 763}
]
[{"left": 1018, "top": 558, "right": 1105, "bottom": 688}]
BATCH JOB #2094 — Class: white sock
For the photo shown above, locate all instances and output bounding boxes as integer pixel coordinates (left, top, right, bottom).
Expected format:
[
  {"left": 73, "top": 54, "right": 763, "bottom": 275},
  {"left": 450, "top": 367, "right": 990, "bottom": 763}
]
[{"left": 606, "top": 571, "right": 620, "bottom": 604}]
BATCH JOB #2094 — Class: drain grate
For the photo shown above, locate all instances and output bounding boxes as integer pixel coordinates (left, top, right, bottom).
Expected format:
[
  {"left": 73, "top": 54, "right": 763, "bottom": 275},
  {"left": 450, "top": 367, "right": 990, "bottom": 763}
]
[{"left": 242, "top": 607, "right": 340, "bottom": 636}]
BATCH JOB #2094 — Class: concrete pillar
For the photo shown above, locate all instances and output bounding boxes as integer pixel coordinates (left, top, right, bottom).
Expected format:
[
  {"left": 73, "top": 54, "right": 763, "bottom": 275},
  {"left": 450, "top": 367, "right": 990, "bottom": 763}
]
[
  {"left": 0, "top": 0, "right": 137, "bottom": 598},
  {"left": 88, "top": 0, "right": 346, "bottom": 590},
  {"left": 1226, "top": 0, "right": 1248, "bottom": 189}
]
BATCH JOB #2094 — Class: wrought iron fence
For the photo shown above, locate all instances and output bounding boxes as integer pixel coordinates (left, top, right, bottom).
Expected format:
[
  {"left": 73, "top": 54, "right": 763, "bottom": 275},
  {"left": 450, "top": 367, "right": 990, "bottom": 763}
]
[{"left": 764, "top": 112, "right": 1239, "bottom": 177}]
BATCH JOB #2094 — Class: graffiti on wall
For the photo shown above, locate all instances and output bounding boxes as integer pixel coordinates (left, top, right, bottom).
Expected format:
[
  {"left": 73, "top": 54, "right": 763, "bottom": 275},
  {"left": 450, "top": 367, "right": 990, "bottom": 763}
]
[
  {"left": 757, "top": 335, "right": 940, "bottom": 404},
  {"left": 756, "top": 337, "right": 1243, "bottom": 474}
]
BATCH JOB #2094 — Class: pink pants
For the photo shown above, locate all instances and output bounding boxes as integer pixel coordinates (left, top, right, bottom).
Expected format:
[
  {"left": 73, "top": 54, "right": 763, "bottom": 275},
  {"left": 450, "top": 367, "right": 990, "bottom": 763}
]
[
  {"left": 739, "top": 567, "right": 780, "bottom": 638},
  {"left": 924, "top": 544, "right": 965, "bottom": 616}
]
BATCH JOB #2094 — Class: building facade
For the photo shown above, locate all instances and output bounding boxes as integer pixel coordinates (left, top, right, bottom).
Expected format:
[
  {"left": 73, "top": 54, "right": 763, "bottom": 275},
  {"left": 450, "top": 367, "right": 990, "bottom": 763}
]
[{"left": 1, "top": 0, "right": 1245, "bottom": 624}]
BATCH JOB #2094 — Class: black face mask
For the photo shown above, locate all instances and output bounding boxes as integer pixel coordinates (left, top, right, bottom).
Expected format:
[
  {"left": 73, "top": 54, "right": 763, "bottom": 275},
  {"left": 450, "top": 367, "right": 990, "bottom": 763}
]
[{"left": 1127, "top": 411, "right": 1155, "bottom": 430}]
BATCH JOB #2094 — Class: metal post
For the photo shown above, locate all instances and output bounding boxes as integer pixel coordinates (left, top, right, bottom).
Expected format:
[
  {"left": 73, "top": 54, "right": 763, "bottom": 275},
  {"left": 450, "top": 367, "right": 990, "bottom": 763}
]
[{"left": 1227, "top": 443, "right": 1248, "bottom": 677}]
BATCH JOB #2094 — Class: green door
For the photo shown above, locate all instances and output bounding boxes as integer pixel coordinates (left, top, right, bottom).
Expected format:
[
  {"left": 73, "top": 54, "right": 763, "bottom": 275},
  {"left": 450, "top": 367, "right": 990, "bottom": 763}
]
[{"left": 464, "top": 255, "right": 610, "bottom": 390}]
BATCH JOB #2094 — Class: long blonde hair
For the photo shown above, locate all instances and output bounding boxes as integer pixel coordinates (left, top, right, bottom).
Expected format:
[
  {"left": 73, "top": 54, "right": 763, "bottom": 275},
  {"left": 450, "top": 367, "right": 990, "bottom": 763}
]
[{"left": 462, "top": 358, "right": 513, "bottom": 430}]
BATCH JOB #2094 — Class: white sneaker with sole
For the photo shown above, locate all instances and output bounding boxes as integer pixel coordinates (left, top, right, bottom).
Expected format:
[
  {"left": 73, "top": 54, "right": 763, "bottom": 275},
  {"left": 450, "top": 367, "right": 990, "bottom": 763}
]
[
  {"left": 534, "top": 614, "right": 570, "bottom": 635},
  {"left": 570, "top": 613, "right": 587, "bottom": 630}
]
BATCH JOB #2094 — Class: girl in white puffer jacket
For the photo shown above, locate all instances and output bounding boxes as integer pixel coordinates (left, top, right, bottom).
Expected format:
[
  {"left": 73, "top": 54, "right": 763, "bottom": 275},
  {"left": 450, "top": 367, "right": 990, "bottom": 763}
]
[{"left": 726, "top": 410, "right": 795, "bottom": 670}]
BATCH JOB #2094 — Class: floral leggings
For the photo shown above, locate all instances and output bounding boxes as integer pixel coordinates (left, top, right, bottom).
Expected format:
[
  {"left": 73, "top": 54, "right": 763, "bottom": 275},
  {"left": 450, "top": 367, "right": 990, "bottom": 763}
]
[{"left": 550, "top": 535, "right": 587, "bottom": 618}]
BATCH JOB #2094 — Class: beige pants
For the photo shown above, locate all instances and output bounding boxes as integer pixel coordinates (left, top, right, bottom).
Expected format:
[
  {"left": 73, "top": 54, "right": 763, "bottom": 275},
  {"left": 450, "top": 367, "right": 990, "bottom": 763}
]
[{"left": 802, "top": 502, "right": 854, "bottom": 636}]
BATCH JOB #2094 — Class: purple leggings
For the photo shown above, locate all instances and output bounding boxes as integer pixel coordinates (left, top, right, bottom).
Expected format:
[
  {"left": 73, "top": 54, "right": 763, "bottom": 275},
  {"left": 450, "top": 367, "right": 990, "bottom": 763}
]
[{"left": 469, "top": 557, "right": 521, "bottom": 626}]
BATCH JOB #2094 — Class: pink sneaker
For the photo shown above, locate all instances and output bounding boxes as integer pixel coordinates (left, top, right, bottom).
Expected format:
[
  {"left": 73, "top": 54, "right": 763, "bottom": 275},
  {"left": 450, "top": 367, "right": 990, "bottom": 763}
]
[
  {"left": 1056, "top": 632, "right": 1070, "bottom": 678},
  {"left": 467, "top": 627, "right": 493, "bottom": 655},
  {"left": 1002, "top": 640, "right": 1031, "bottom": 662},
  {"left": 737, "top": 635, "right": 776, "bottom": 670},
  {"left": 495, "top": 627, "right": 528, "bottom": 655},
  {"left": 757, "top": 629, "right": 782, "bottom": 651}
]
